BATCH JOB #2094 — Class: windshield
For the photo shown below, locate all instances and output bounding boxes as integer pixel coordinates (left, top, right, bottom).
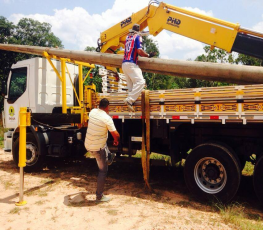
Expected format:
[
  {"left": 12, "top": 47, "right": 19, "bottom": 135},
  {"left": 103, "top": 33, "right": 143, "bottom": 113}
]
[{"left": 8, "top": 67, "right": 27, "bottom": 101}]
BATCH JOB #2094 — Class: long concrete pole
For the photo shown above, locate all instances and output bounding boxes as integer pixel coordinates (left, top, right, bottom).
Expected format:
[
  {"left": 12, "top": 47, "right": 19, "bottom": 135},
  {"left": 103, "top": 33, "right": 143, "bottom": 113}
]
[{"left": 0, "top": 43, "right": 263, "bottom": 84}]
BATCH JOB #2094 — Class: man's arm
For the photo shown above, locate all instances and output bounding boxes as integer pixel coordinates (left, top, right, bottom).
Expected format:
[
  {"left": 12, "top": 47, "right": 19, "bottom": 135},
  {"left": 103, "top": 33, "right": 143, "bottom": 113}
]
[
  {"left": 138, "top": 48, "right": 149, "bottom": 57},
  {"left": 138, "top": 49, "right": 156, "bottom": 58},
  {"left": 110, "top": 130, "right": 120, "bottom": 146},
  {"left": 136, "top": 36, "right": 156, "bottom": 57}
]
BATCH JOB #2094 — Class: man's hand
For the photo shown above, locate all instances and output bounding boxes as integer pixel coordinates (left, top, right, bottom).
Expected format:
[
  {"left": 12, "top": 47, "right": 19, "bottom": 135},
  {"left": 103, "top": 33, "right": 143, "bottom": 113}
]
[
  {"left": 149, "top": 52, "right": 157, "bottom": 58},
  {"left": 110, "top": 130, "right": 120, "bottom": 146},
  {"left": 113, "top": 140, "right": 119, "bottom": 146},
  {"left": 114, "top": 73, "right": 120, "bottom": 82}
]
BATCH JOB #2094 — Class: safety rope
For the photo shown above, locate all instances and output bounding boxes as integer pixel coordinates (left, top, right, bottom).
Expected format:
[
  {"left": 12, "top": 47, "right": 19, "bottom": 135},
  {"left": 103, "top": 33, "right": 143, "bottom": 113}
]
[{"left": 141, "top": 90, "right": 152, "bottom": 190}]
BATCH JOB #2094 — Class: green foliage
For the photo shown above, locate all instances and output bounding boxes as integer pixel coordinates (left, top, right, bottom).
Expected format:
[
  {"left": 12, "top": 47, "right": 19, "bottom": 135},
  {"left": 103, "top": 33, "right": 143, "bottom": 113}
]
[
  {"left": 140, "top": 42, "right": 263, "bottom": 90},
  {"left": 0, "top": 16, "right": 17, "bottom": 81},
  {"left": 84, "top": 46, "right": 96, "bottom": 52},
  {"left": 0, "top": 16, "right": 63, "bottom": 110},
  {"left": 83, "top": 47, "right": 103, "bottom": 92},
  {"left": 141, "top": 36, "right": 175, "bottom": 90},
  {"left": 190, "top": 46, "right": 237, "bottom": 88},
  {"left": 13, "top": 18, "right": 63, "bottom": 61},
  {"left": 15, "top": 18, "right": 63, "bottom": 47},
  {"left": 195, "top": 46, "right": 235, "bottom": 64},
  {"left": 235, "top": 54, "right": 263, "bottom": 66},
  {"left": 83, "top": 65, "right": 103, "bottom": 93},
  {"left": 214, "top": 202, "right": 263, "bottom": 230},
  {"left": 141, "top": 36, "right": 159, "bottom": 56},
  {"left": 191, "top": 46, "right": 263, "bottom": 88}
]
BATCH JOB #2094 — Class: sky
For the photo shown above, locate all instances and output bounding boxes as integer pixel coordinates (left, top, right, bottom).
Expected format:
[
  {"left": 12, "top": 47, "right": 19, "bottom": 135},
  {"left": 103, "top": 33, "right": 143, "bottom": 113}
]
[{"left": 1, "top": 0, "right": 263, "bottom": 60}]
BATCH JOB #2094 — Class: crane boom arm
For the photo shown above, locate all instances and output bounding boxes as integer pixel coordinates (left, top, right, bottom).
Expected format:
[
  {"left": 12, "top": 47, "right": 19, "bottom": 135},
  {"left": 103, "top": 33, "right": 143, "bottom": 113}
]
[{"left": 99, "top": 2, "right": 263, "bottom": 59}]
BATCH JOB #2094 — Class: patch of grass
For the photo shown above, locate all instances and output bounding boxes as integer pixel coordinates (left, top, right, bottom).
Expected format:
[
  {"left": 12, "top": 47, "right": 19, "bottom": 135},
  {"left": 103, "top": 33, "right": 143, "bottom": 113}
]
[
  {"left": 109, "top": 219, "right": 118, "bottom": 224},
  {"left": 176, "top": 200, "right": 192, "bottom": 207},
  {"left": 0, "top": 124, "right": 8, "bottom": 148},
  {"left": 106, "top": 209, "right": 118, "bottom": 216},
  {"left": 84, "top": 152, "right": 93, "bottom": 158},
  {"left": 0, "top": 136, "right": 4, "bottom": 148},
  {"left": 152, "top": 191, "right": 163, "bottom": 201},
  {"left": 242, "top": 161, "right": 254, "bottom": 176},
  {"left": 0, "top": 176, "right": 14, "bottom": 190},
  {"left": 132, "top": 151, "right": 172, "bottom": 165},
  {"left": 9, "top": 207, "right": 20, "bottom": 214},
  {"left": 123, "top": 198, "right": 133, "bottom": 204},
  {"left": 35, "top": 200, "right": 45, "bottom": 205},
  {"left": 40, "top": 178, "right": 54, "bottom": 184},
  {"left": 174, "top": 159, "right": 186, "bottom": 168},
  {"left": 215, "top": 202, "right": 263, "bottom": 230},
  {"left": 4, "top": 181, "right": 14, "bottom": 189},
  {"left": 38, "top": 190, "right": 48, "bottom": 197},
  {"left": 51, "top": 214, "right": 58, "bottom": 222}
]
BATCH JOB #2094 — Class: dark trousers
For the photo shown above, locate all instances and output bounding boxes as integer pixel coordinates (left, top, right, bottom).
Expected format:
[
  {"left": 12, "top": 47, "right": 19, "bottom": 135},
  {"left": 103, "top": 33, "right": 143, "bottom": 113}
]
[{"left": 90, "top": 149, "right": 108, "bottom": 199}]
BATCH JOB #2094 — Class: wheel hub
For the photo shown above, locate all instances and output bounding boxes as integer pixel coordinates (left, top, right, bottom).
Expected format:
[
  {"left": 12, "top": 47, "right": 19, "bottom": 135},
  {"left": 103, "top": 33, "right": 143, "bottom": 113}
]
[
  {"left": 26, "top": 143, "right": 38, "bottom": 165},
  {"left": 195, "top": 157, "right": 227, "bottom": 194}
]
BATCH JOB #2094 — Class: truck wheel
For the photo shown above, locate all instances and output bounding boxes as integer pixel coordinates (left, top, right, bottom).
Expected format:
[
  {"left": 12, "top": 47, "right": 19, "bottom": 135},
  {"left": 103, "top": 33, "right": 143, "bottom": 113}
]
[
  {"left": 184, "top": 142, "right": 241, "bottom": 203},
  {"left": 12, "top": 133, "right": 44, "bottom": 172},
  {"left": 253, "top": 155, "right": 263, "bottom": 204}
]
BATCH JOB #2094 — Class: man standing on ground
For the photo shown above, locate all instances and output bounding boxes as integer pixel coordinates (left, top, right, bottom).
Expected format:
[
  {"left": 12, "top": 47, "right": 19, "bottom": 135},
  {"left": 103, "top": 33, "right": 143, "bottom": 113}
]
[
  {"left": 122, "top": 24, "right": 155, "bottom": 112},
  {"left": 85, "top": 98, "right": 120, "bottom": 203}
]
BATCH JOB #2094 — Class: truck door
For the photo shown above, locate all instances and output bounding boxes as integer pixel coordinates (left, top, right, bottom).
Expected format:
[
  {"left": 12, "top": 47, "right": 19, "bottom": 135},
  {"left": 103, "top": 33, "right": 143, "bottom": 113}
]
[{"left": 4, "top": 66, "right": 29, "bottom": 129}]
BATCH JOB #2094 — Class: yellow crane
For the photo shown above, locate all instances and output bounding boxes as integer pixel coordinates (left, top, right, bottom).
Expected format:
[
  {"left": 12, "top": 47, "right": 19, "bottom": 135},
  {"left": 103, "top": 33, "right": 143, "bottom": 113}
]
[{"left": 98, "top": 1, "right": 263, "bottom": 59}]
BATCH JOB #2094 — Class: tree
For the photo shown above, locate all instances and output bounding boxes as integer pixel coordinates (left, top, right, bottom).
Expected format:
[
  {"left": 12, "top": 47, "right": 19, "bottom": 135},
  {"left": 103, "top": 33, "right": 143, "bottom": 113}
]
[
  {"left": 141, "top": 36, "right": 175, "bottom": 90},
  {"left": 0, "top": 16, "right": 63, "bottom": 109},
  {"left": 189, "top": 46, "right": 236, "bottom": 88},
  {"left": 14, "top": 18, "right": 63, "bottom": 61},
  {"left": 195, "top": 46, "right": 235, "bottom": 64},
  {"left": 85, "top": 46, "right": 96, "bottom": 52},
  {"left": 15, "top": 18, "right": 62, "bottom": 47},
  {"left": 83, "top": 46, "right": 102, "bottom": 92},
  {"left": 235, "top": 54, "right": 263, "bottom": 66},
  {"left": 0, "top": 17, "right": 17, "bottom": 84},
  {"left": 0, "top": 17, "right": 63, "bottom": 76}
]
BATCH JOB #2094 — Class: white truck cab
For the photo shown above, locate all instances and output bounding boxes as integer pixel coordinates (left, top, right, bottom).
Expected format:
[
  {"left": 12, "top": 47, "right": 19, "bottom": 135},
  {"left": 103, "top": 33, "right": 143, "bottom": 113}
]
[{"left": 3, "top": 57, "right": 77, "bottom": 151}]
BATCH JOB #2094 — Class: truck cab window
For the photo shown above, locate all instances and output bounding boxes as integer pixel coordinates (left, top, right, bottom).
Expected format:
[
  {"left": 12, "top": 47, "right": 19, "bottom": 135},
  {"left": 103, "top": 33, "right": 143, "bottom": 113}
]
[{"left": 8, "top": 67, "right": 27, "bottom": 103}]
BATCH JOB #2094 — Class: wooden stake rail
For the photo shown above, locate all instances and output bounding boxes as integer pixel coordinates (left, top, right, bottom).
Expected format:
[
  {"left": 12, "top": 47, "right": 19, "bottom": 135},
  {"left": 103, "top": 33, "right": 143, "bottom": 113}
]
[{"left": 91, "top": 84, "right": 263, "bottom": 123}]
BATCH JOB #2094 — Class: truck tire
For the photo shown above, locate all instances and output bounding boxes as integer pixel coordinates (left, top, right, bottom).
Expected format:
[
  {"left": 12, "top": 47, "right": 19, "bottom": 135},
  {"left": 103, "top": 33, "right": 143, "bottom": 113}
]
[
  {"left": 184, "top": 142, "right": 241, "bottom": 203},
  {"left": 253, "top": 155, "right": 263, "bottom": 204},
  {"left": 12, "top": 133, "right": 44, "bottom": 172},
  {"left": 208, "top": 140, "right": 243, "bottom": 170}
]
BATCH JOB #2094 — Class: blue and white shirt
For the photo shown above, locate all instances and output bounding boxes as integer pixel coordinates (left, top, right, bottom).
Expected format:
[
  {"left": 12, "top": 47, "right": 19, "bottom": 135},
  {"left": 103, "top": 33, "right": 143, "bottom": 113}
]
[{"left": 123, "top": 34, "right": 142, "bottom": 64}]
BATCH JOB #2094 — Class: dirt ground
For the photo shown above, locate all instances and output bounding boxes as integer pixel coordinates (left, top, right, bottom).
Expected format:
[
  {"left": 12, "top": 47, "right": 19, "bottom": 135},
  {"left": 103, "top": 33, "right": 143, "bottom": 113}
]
[{"left": 0, "top": 150, "right": 263, "bottom": 230}]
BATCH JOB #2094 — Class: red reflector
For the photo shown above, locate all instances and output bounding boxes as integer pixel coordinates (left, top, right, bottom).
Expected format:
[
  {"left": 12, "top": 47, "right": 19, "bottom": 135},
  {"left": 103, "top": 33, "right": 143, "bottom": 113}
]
[
  {"left": 172, "top": 116, "right": 180, "bottom": 120},
  {"left": 210, "top": 116, "right": 219, "bottom": 120},
  {"left": 140, "top": 116, "right": 146, "bottom": 119},
  {"left": 112, "top": 116, "right": 119, "bottom": 119}
]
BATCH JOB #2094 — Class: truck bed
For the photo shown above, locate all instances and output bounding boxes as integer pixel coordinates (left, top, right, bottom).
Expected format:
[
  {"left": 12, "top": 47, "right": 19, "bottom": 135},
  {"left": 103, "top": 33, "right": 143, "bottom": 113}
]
[{"left": 92, "top": 84, "right": 263, "bottom": 124}]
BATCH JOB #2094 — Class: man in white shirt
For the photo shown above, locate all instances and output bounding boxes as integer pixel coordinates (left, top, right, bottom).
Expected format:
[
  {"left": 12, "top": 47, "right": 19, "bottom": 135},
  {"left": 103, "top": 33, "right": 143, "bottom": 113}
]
[{"left": 85, "top": 98, "right": 120, "bottom": 203}]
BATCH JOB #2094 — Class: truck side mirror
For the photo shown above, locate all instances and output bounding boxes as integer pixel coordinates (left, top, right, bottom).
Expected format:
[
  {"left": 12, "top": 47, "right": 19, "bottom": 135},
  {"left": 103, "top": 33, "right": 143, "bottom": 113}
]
[{"left": 1, "top": 79, "right": 7, "bottom": 96}]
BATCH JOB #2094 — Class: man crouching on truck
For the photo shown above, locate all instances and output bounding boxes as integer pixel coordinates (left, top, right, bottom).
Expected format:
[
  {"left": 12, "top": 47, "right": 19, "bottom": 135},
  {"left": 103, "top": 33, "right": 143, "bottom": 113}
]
[
  {"left": 122, "top": 24, "right": 155, "bottom": 112},
  {"left": 85, "top": 98, "right": 120, "bottom": 203}
]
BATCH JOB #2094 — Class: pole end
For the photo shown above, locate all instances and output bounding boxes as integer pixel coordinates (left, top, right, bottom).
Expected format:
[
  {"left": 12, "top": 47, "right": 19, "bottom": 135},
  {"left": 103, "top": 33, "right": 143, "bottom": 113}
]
[{"left": 15, "top": 200, "right": 27, "bottom": 206}]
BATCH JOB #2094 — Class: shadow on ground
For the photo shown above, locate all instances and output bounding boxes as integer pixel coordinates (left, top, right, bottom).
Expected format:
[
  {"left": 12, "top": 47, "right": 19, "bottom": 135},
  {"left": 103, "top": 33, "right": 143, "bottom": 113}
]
[{"left": 0, "top": 155, "right": 262, "bottom": 217}]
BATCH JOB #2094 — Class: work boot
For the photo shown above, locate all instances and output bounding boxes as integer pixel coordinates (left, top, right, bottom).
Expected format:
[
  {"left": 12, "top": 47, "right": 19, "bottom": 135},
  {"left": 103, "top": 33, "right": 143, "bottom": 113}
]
[
  {"left": 96, "top": 194, "right": 111, "bottom": 204},
  {"left": 123, "top": 98, "right": 135, "bottom": 112},
  {"left": 107, "top": 152, "right": 116, "bottom": 166}
]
